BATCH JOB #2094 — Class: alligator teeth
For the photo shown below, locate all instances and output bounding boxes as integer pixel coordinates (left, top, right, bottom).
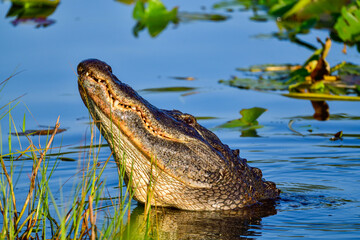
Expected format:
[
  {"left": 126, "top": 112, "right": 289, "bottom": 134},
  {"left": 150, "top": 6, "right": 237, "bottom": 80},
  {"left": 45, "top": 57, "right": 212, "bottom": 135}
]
[
  {"left": 85, "top": 72, "right": 89, "bottom": 76},
  {"left": 113, "top": 100, "right": 119, "bottom": 106},
  {"left": 109, "top": 94, "right": 113, "bottom": 98},
  {"left": 131, "top": 106, "right": 136, "bottom": 111}
]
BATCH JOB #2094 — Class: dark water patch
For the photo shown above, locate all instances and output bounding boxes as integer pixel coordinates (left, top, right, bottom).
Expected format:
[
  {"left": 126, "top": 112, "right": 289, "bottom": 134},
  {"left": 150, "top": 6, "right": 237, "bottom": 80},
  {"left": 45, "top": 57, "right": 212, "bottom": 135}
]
[
  {"left": 140, "top": 86, "right": 197, "bottom": 93},
  {"left": 279, "top": 193, "right": 353, "bottom": 211},
  {"left": 317, "top": 144, "right": 360, "bottom": 149},
  {"left": 11, "top": 128, "right": 66, "bottom": 136},
  {"left": 70, "top": 143, "right": 110, "bottom": 149}
]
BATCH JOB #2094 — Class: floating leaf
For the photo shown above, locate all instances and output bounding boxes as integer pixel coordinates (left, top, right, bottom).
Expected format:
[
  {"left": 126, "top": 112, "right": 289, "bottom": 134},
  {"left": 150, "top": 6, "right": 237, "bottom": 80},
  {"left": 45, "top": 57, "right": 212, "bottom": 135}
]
[
  {"left": 178, "top": 12, "right": 228, "bottom": 22},
  {"left": 140, "top": 86, "right": 196, "bottom": 93},
  {"left": 133, "top": 0, "right": 178, "bottom": 37},
  {"left": 6, "top": 0, "right": 59, "bottom": 28},
  {"left": 218, "top": 107, "right": 267, "bottom": 129},
  {"left": 219, "top": 77, "right": 289, "bottom": 91},
  {"left": 282, "top": 92, "right": 360, "bottom": 101},
  {"left": 195, "top": 116, "right": 219, "bottom": 120},
  {"left": 240, "top": 107, "right": 267, "bottom": 124},
  {"left": 169, "top": 76, "right": 196, "bottom": 81},
  {"left": 12, "top": 128, "right": 66, "bottom": 136}
]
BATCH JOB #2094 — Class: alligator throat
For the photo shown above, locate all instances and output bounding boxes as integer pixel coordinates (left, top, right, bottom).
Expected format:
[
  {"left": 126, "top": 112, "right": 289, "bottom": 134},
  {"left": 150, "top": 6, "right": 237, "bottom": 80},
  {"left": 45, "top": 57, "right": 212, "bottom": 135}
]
[{"left": 77, "top": 59, "right": 280, "bottom": 211}]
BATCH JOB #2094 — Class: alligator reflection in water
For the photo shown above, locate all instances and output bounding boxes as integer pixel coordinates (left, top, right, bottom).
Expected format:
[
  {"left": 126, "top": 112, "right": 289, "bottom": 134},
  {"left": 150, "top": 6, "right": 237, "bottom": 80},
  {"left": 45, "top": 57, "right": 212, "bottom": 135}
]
[{"left": 124, "top": 202, "right": 277, "bottom": 240}]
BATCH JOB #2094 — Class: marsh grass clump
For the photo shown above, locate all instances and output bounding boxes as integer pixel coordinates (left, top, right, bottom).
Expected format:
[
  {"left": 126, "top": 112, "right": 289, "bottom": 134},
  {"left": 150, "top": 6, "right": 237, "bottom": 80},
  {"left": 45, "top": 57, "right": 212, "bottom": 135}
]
[{"left": 0, "top": 76, "right": 156, "bottom": 239}]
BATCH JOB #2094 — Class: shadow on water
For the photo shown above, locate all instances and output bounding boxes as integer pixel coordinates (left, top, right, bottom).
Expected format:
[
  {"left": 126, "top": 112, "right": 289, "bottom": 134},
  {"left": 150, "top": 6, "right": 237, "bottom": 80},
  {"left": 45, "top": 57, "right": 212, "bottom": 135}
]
[{"left": 123, "top": 201, "right": 278, "bottom": 240}]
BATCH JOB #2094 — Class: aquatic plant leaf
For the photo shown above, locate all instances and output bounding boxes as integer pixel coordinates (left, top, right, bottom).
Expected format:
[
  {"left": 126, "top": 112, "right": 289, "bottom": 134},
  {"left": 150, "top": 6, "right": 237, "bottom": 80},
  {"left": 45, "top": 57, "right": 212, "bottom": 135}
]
[
  {"left": 288, "top": 113, "right": 360, "bottom": 120},
  {"left": 219, "top": 77, "right": 289, "bottom": 91},
  {"left": 268, "top": 0, "right": 297, "bottom": 17},
  {"left": 282, "top": 92, "right": 360, "bottom": 101},
  {"left": 6, "top": 0, "right": 59, "bottom": 27},
  {"left": 240, "top": 107, "right": 267, "bottom": 124},
  {"left": 133, "top": 0, "right": 178, "bottom": 37},
  {"left": 218, "top": 107, "right": 266, "bottom": 129},
  {"left": 116, "top": 0, "right": 136, "bottom": 5},
  {"left": 195, "top": 116, "right": 219, "bottom": 120},
  {"left": 213, "top": 0, "right": 256, "bottom": 10},
  {"left": 133, "top": 0, "right": 145, "bottom": 20},
  {"left": 282, "top": 0, "right": 312, "bottom": 19},
  {"left": 178, "top": 12, "right": 228, "bottom": 22},
  {"left": 12, "top": 128, "right": 66, "bottom": 136},
  {"left": 22, "top": 113, "right": 26, "bottom": 133},
  {"left": 334, "top": 1, "right": 360, "bottom": 43},
  {"left": 140, "top": 86, "right": 196, "bottom": 92},
  {"left": 169, "top": 76, "right": 196, "bottom": 81}
]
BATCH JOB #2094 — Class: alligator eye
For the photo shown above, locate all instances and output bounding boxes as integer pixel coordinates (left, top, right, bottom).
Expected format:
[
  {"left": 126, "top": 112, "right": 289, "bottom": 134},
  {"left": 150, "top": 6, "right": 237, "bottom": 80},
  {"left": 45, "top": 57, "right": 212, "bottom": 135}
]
[
  {"left": 105, "top": 65, "right": 112, "bottom": 73},
  {"left": 183, "top": 114, "right": 197, "bottom": 127}
]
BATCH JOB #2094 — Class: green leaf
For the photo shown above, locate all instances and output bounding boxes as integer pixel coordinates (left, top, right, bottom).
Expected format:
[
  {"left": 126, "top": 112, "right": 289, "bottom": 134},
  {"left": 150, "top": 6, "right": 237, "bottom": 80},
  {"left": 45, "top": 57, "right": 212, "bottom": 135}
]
[
  {"left": 283, "top": 0, "right": 312, "bottom": 19},
  {"left": 355, "top": 85, "right": 360, "bottom": 95},
  {"left": 240, "top": 107, "right": 267, "bottom": 124},
  {"left": 309, "top": 81, "right": 325, "bottom": 93},
  {"left": 147, "top": 0, "right": 167, "bottom": 12},
  {"left": 22, "top": 113, "right": 26, "bottom": 133},
  {"left": 218, "top": 107, "right": 267, "bottom": 129},
  {"left": 218, "top": 119, "right": 249, "bottom": 128},
  {"left": 282, "top": 92, "right": 360, "bottom": 101},
  {"left": 133, "top": 1, "right": 145, "bottom": 20},
  {"left": 132, "top": 0, "right": 178, "bottom": 37},
  {"left": 334, "top": 1, "right": 360, "bottom": 43}
]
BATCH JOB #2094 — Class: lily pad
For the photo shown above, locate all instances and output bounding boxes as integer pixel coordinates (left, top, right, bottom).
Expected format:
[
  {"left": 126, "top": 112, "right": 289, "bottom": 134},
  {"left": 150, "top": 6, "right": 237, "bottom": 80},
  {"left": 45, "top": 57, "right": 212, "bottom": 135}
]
[{"left": 218, "top": 107, "right": 267, "bottom": 129}]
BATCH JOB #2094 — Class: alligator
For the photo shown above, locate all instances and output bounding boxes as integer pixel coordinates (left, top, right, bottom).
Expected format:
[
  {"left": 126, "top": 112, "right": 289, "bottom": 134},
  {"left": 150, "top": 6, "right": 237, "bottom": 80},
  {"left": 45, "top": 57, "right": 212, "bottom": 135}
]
[{"left": 77, "top": 59, "right": 280, "bottom": 211}]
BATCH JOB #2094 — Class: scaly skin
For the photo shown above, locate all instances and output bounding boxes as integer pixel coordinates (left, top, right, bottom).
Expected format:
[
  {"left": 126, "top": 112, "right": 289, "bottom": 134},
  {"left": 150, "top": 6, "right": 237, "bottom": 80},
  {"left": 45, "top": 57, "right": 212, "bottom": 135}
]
[{"left": 77, "top": 59, "right": 280, "bottom": 211}]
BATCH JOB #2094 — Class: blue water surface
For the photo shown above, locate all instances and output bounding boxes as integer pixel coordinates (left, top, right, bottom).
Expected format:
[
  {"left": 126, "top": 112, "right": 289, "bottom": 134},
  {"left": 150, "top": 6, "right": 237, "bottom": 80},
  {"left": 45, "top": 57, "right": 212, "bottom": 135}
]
[{"left": 0, "top": 0, "right": 360, "bottom": 239}]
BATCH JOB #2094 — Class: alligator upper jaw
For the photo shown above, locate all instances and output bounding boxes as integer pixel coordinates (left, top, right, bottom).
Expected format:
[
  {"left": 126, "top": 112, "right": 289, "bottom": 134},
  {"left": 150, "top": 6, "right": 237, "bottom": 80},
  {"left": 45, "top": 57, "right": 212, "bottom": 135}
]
[{"left": 77, "top": 59, "right": 189, "bottom": 143}]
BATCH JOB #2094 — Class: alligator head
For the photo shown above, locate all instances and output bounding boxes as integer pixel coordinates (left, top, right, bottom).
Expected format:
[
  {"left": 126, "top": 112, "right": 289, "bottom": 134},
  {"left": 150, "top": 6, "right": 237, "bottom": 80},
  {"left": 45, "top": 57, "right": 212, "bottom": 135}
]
[{"left": 77, "top": 59, "right": 280, "bottom": 211}]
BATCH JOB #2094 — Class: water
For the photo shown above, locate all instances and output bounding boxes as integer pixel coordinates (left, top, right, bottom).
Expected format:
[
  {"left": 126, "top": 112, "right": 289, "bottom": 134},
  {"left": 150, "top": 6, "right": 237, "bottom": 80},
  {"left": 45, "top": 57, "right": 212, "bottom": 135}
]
[{"left": 1, "top": 0, "right": 360, "bottom": 239}]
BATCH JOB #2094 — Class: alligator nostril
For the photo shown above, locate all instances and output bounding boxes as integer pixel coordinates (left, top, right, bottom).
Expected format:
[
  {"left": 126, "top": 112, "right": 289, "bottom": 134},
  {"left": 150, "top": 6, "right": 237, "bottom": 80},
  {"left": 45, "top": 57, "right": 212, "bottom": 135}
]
[
  {"left": 77, "top": 65, "right": 83, "bottom": 75},
  {"left": 77, "top": 63, "right": 88, "bottom": 75}
]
